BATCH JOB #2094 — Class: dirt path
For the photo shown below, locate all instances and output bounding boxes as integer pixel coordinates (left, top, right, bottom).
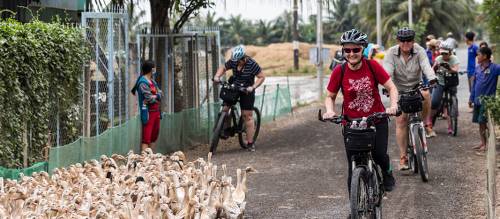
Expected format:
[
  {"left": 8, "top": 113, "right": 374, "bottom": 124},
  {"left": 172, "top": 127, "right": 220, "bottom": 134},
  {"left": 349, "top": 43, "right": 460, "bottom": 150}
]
[
  {"left": 183, "top": 46, "right": 489, "bottom": 218},
  {"left": 185, "top": 100, "right": 487, "bottom": 218}
]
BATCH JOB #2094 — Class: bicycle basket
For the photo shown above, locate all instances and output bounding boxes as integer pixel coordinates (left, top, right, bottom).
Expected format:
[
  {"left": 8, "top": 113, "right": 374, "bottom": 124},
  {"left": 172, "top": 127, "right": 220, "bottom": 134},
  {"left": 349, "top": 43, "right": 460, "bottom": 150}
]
[
  {"left": 444, "top": 73, "right": 459, "bottom": 88},
  {"left": 399, "top": 93, "right": 422, "bottom": 113},
  {"left": 344, "top": 127, "right": 376, "bottom": 151},
  {"left": 220, "top": 86, "right": 239, "bottom": 103}
]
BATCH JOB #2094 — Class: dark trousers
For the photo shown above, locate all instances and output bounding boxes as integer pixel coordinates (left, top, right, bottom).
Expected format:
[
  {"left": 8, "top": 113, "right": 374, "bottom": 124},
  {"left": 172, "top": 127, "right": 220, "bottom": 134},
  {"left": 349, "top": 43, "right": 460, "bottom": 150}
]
[{"left": 345, "top": 119, "right": 389, "bottom": 191}]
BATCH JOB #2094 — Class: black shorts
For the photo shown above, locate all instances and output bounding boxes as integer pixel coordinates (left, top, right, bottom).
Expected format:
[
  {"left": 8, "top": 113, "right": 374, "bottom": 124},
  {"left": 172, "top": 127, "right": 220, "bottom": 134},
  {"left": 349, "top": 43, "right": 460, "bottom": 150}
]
[{"left": 224, "top": 91, "right": 255, "bottom": 110}]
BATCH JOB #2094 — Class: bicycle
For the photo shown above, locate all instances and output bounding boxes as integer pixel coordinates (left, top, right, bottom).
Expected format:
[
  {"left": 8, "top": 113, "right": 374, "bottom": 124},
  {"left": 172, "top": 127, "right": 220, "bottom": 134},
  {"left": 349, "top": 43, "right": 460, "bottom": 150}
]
[
  {"left": 431, "top": 67, "right": 460, "bottom": 136},
  {"left": 399, "top": 83, "right": 432, "bottom": 182},
  {"left": 210, "top": 81, "right": 261, "bottom": 154},
  {"left": 319, "top": 110, "right": 398, "bottom": 219}
]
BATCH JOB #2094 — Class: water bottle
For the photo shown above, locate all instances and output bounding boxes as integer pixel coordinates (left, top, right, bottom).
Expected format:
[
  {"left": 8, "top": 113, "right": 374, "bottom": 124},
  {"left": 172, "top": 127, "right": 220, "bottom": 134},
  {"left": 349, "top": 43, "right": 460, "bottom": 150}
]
[
  {"left": 359, "top": 117, "right": 367, "bottom": 129},
  {"left": 350, "top": 121, "right": 358, "bottom": 129}
]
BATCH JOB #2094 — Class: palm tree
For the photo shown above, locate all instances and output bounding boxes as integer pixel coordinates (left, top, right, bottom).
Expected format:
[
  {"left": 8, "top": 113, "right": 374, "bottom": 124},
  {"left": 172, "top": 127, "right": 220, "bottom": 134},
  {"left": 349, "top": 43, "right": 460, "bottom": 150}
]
[
  {"left": 221, "top": 15, "right": 253, "bottom": 45},
  {"left": 269, "top": 11, "right": 293, "bottom": 43},
  {"left": 255, "top": 19, "right": 272, "bottom": 45},
  {"left": 356, "top": 0, "right": 476, "bottom": 46}
]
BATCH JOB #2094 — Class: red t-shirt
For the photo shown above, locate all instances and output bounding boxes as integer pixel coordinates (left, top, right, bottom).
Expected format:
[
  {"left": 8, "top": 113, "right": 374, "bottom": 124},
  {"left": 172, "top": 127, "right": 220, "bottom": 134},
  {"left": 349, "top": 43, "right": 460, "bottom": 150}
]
[{"left": 326, "top": 59, "right": 390, "bottom": 119}]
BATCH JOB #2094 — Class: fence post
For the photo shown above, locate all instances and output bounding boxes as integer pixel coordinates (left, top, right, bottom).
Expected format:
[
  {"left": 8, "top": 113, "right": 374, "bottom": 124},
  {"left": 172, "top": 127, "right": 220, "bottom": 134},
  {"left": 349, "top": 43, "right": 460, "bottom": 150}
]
[
  {"left": 260, "top": 85, "right": 267, "bottom": 113},
  {"left": 273, "top": 84, "right": 280, "bottom": 121},
  {"left": 486, "top": 110, "right": 497, "bottom": 219},
  {"left": 23, "top": 122, "right": 28, "bottom": 168},
  {"left": 486, "top": 110, "right": 496, "bottom": 219}
]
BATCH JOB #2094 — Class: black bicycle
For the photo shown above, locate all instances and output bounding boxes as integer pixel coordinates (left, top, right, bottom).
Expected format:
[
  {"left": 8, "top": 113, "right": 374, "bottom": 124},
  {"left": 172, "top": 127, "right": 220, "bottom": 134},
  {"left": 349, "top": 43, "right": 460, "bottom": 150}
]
[
  {"left": 210, "top": 81, "right": 261, "bottom": 154},
  {"left": 319, "top": 110, "right": 397, "bottom": 219},
  {"left": 399, "top": 83, "right": 431, "bottom": 182},
  {"left": 431, "top": 66, "right": 460, "bottom": 136}
]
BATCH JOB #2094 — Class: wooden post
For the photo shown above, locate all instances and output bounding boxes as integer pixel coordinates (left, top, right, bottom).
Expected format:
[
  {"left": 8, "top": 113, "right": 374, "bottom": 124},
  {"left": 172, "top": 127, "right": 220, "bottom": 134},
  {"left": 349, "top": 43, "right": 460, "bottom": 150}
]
[
  {"left": 486, "top": 110, "right": 496, "bottom": 219},
  {"left": 260, "top": 85, "right": 267, "bottom": 114}
]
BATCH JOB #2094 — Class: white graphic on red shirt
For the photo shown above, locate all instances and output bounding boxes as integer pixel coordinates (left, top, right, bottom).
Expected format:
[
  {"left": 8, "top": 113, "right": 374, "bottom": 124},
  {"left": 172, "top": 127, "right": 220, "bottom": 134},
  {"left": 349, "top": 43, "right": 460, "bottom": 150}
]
[{"left": 347, "top": 76, "right": 374, "bottom": 112}]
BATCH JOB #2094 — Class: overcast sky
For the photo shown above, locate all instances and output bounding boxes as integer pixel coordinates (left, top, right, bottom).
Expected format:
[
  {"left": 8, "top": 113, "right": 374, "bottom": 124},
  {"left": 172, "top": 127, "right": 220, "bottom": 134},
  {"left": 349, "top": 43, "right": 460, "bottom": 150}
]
[{"left": 137, "top": 0, "right": 484, "bottom": 24}]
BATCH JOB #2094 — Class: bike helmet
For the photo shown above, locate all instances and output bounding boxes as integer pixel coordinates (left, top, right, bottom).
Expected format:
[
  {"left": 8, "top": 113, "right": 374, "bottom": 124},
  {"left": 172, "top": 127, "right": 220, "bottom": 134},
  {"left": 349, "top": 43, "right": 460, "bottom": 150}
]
[
  {"left": 396, "top": 27, "right": 415, "bottom": 41},
  {"left": 340, "top": 29, "right": 368, "bottom": 47},
  {"left": 231, "top": 45, "right": 246, "bottom": 61}
]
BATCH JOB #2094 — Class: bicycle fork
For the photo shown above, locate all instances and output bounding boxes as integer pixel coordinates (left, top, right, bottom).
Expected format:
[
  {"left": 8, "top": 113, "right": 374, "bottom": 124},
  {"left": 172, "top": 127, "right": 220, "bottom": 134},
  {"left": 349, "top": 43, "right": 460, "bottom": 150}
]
[{"left": 409, "top": 122, "right": 428, "bottom": 153}]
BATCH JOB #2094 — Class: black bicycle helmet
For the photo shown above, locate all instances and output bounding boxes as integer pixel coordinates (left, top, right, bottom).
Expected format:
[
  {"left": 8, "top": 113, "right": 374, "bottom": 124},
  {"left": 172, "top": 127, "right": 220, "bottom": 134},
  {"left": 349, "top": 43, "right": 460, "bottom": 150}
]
[
  {"left": 340, "top": 29, "right": 368, "bottom": 46},
  {"left": 396, "top": 27, "right": 415, "bottom": 41}
]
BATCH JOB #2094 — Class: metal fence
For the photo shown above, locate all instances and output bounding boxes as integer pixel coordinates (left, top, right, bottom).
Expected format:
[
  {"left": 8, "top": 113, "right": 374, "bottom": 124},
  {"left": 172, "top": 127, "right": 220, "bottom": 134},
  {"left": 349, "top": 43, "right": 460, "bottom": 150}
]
[
  {"left": 81, "top": 8, "right": 130, "bottom": 139},
  {"left": 136, "top": 29, "right": 221, "bottom": 113}
]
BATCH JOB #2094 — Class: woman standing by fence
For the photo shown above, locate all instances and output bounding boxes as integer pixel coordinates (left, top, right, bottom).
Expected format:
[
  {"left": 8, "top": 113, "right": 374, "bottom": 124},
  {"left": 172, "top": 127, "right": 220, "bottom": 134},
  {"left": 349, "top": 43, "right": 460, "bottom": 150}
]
[{"left": 131, "top": 60, "right": 163, "bottom": 152}]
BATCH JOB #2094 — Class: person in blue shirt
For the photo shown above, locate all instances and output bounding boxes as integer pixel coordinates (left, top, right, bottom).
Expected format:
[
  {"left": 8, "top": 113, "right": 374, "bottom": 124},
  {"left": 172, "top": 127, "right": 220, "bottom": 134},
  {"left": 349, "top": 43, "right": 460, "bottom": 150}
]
[
  {"left": 469, "top": 47, "right": 500, "bottom": 152},
  {"left": 465, "top": 31, "right": 479, "bottom": 93}
]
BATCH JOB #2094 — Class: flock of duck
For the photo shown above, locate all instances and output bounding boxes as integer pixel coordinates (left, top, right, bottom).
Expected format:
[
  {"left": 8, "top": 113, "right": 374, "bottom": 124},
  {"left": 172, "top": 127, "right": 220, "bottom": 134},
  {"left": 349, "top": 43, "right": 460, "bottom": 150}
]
[{"left": 0, "top": 149, "right": 254, "bottom": 219}]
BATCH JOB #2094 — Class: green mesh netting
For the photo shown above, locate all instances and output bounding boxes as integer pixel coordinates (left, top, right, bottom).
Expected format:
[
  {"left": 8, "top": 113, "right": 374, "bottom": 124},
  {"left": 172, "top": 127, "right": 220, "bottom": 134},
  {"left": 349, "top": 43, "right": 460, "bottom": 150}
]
[
  {"left": 38, "top": 84, "right": 291, "bottom": 175},
  {"left": 48, "top": 116, "right": 141, "bottom": 172},
  {"left": 0, "top": 162, "right": 48, "bottom": 180}
]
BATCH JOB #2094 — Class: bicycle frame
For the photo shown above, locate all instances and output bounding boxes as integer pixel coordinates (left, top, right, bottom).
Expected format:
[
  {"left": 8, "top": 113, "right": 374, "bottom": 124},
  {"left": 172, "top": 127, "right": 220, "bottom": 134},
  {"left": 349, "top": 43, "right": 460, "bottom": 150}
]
[{"left": 407, "top": 112, "right": 427, "bottom": 153}]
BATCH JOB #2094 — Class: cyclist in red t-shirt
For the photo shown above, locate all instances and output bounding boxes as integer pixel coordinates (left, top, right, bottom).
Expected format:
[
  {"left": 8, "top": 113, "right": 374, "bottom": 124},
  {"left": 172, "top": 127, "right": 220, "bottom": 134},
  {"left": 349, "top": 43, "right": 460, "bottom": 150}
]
[{"left": 323, "top": 29, "right": 399, "bottom": 192}]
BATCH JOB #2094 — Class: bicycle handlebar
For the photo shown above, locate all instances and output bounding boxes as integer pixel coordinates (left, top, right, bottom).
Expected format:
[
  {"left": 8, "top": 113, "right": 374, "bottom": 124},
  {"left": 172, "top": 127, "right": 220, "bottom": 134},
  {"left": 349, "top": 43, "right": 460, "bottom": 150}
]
[
  {"left": 213, "top": 80, "right": 248, "bottom": 93},
  {"left": 318, "top": 109, "right": 401, "bottom": 126},
  {"left": 399, "top": 82, "right": 434, "bottom": 95}
]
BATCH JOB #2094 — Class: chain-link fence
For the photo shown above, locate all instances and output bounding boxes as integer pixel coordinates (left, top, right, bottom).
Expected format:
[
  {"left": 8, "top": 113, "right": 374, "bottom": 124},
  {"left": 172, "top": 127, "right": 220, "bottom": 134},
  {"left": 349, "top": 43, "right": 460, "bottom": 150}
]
[
  {"left": 81, "top": 9, "right": 130, "bottom": 139},
  {"left": 136, "top": 29, "right": 221, "bottom": 113}
]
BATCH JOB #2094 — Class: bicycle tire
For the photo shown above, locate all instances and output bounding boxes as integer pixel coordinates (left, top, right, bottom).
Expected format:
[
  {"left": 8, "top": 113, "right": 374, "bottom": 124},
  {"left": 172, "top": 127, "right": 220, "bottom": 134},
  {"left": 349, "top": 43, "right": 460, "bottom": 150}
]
[
  {"left": 210, "top": 111, "right": 227, "bottom": 154},
  {"left": 450, "top": 96, "right": 459, "bottom": 136},
  {"left": 408, "top": 146, "right": 418, "bottom": 174},
  {"left": 350, "top": 167, "right": 369, "bottom": 219},
  {"left": 238, "top": 107, "right": 261, "bottom": 149},
  {"left": 413, "top": 125, "right": 429, "bottom": 182},
  {"left": 371, "top": 165, "right": 383, "bottom": 216}
]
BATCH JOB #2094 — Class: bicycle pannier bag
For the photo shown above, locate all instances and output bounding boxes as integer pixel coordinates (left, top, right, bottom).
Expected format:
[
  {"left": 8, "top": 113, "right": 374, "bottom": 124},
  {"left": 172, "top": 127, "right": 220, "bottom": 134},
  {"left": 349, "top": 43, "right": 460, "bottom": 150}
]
[
  {"left": 399, "top": 93, "right": 422, "bottom": 113},
  {"left": 344, "top": 127, "right": 376, "bottom": 151},
  {"left": 220, "top": 87, "right": 239, "bottom": 103}
]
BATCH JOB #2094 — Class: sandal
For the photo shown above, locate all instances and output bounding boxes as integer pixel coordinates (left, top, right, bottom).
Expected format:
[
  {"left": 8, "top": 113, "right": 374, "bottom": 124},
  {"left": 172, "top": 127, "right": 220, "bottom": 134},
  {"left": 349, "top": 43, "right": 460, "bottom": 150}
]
[
  {"left": 475, "top": 146, "right": 487, "bottom": 152},
  {"left": 472, "top": 144, "right": 484, "bottom": 150}
]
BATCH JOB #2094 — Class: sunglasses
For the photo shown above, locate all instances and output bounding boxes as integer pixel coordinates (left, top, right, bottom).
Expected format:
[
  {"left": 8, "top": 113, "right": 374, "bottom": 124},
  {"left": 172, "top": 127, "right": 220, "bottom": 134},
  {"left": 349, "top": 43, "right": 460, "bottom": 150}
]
[
  {"left": 343, "top": 48, "right": 362, "bottom": 54},
  {"left": 440, "top": 52, "right": 450, "bottom": 55}
]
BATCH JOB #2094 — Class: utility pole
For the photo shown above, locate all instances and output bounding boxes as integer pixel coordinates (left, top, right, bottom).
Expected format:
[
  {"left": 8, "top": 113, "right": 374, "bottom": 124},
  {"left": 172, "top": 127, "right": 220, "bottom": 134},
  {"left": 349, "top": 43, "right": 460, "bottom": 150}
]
[
  {"left": 408, "top": 0, "right": 413, "bottom": 27},
  {"left": 293, "top": 0, "right": 299, "bottom": 70},
  {"left": 376, "top": 0, "right": 381, "bottom": 46},
  {"left": 316, "top": 0, "right": 323, "bottom": 100}
]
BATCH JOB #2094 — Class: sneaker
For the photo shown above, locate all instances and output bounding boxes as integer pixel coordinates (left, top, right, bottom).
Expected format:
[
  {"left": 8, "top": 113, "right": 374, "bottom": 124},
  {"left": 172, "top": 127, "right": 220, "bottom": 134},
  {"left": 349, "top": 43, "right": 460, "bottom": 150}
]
[
  {"left": 383, "top": 170, "right": 396, "bottom": 192},
  {"left": 247, "top": 142, "right": 255, "bottom": 152},
  {"left": 399, "top": 155, "right": 409, "bottom": 170},
  {"left": 425, "top": 129, "right": 437, "bottom": 138},
  {"left": 448, "top": 128, "right": 453, "bottom": 135}
]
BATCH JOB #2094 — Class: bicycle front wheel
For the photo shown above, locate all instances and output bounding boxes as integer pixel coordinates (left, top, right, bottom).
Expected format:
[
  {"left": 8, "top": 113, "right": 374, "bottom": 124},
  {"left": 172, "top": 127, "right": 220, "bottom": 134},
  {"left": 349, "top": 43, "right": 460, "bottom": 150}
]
[
  {"left": 449, "top": 96, "right": 458, "bottom": 136},
  {"left": 350, "top": 167, "right": 370, "bottom": 219},
  {"left": 210, "top": 111, "right": 227, "bottom": 154},
  {"left": 238, "top": 107, "right": 261, "bottom": 149},
  {"left": 413, "top": 125, "right": 429, "bottom": 182}
]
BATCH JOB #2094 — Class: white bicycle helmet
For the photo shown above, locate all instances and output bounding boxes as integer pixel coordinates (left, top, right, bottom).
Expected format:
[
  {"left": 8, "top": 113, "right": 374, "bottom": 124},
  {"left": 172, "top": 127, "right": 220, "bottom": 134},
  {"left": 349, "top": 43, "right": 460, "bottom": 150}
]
[
  {"left": 440, "top": 40, "right": 454, "bottom": 51},
  {"left": 231, "top": 45, "right": 246, "bottom": 61}
]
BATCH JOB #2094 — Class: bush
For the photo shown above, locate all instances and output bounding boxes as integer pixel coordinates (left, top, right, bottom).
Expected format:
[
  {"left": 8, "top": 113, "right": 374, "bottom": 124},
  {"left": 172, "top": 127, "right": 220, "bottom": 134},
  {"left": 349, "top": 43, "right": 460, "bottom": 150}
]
[
  {"left": 482, "top": 96, "right": 500, "bottom": 124},
  {"left": 0, "top": 18, "right": 89, "bottom": 168}
]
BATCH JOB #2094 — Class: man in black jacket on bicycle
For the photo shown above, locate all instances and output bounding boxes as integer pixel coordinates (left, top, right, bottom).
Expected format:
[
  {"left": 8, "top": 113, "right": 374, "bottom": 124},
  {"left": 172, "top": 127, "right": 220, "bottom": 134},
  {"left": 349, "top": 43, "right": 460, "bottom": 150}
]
[{"left": 213, "top": 45, "right": 266, "bottom": 151}]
